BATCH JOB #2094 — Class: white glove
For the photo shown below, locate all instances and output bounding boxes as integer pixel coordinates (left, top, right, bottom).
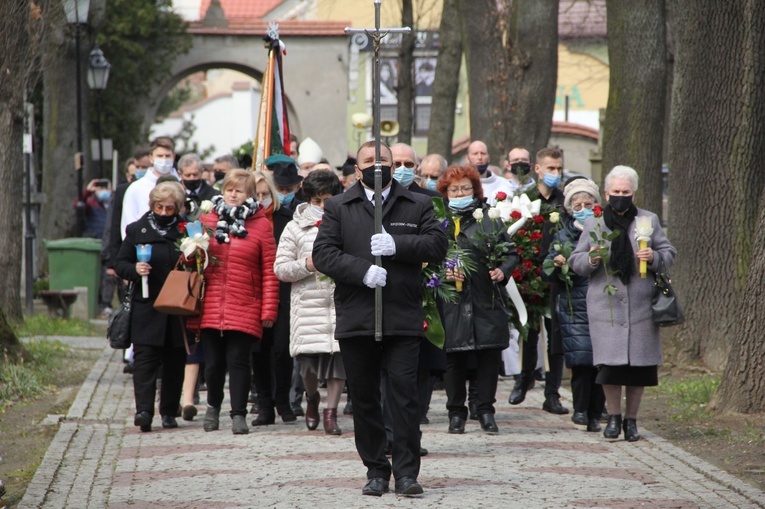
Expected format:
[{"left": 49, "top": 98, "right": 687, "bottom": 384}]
[
  {"left": 371, "top": 227, "right": 396, "bottom": 256},
  {"left": 363, "top": 265, "right": 387, "bottom": 288}
]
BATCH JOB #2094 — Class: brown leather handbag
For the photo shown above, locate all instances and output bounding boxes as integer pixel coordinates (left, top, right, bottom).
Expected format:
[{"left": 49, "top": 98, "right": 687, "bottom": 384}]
[{"left": 153, "top": 258, "right": 204, "bottom": 316}]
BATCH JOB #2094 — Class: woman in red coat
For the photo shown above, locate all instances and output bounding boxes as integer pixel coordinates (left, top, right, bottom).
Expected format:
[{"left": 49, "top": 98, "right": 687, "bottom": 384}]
[{"left": 194, "top": 169, "right": 279, "bottom": 435}]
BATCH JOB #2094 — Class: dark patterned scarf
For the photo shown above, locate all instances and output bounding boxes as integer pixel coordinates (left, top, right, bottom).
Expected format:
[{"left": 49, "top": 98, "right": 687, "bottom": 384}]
[{"left": 604, "top": 203, "right": 638, "bottom": 285}]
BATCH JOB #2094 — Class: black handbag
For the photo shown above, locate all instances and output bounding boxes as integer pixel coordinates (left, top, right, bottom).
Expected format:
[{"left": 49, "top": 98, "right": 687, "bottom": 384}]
[
  {"left": 107, "top": 283, "right": 134, "bottom": 349},
  {"left": 652, "top": 260, "right": 684, "bottom": 327}
]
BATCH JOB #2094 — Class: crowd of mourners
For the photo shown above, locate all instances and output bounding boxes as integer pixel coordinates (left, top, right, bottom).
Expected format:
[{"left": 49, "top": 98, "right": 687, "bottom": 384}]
[{"left": 82, "top": 133, "right": 675, "bottom": 497}]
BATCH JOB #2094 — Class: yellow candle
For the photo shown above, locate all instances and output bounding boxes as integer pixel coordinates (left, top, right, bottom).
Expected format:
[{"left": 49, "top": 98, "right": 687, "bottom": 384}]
[
  {"left": 635, "top": 216, "right": 653, "bottom": 279},
  {"left": 639, "top": 240, "right": 647, "bottom": 277},
  {"left": 454, "top": 217, "right": 462, "bottom": 292}
]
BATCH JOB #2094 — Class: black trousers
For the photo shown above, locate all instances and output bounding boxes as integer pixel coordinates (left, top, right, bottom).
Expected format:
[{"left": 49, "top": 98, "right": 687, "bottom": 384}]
[
  {"left": 339, "top": 336, "right": 420, "bottom": 481},
  {"left": 132, "top": 342, "right": 185, "bottom": 417},
  {"left": 444, "top": 348, "right": 502, "bottom": 419},
  {"left": 571, "top": 365, "right": 606, "bottom": 417},
  {"left": 203, "top": 329, "right": 253, "bottom": 417},
  {"left": 520, "top": 319, "right": 564, "bottom": 398},
  {"left": 252, "top": 324, "right": 293, "bottom": 411}
]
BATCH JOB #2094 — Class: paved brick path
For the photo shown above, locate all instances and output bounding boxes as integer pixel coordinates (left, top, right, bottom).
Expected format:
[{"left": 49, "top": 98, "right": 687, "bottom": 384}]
[{"left": 18, "top": 338, "right": 765, "bottom": 508}]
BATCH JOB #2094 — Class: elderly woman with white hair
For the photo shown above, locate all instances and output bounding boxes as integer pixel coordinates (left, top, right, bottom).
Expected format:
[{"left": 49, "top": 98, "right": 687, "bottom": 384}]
[
  {"left": 569, "top": 166, "right": 676, "bottom": 442},
  {"left": 545, "top": 178, "right": 605, "bottom": 433}
]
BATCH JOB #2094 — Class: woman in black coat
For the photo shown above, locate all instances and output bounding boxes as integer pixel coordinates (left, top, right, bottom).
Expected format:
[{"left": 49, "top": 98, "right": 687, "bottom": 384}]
[
  {"left": 545, "top": 178, "right": 605, "bottom": 432},
  {"left": 115, "top": 181, "right": 186, "bottom": 432},
  {"left": 438, "top": 166, "right": 519, "bottom": 435}
]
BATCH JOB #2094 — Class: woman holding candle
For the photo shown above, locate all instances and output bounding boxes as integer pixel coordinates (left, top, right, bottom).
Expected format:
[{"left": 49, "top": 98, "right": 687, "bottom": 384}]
[
  {"left": 438, "top": 165, "right": 519, "bottom": 435},
  {"left": 569, "top": 165, "right": 676, "bottom": 442},
  {"left": 192, "top": 169, "right": 280, "bottom": 435},
  {"left": 115, "top": 181, "right": 187, "bottom": 432}
]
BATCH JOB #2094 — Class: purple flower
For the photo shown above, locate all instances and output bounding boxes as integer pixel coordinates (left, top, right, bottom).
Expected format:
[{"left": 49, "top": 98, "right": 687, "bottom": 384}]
[
  {"left": 440, "top": 219, "right": 449, "bottom": 231},
  {"left": 426, "top": 274, "right": 442, "bottom": 288},
  {"left": 443, "top": 258, "right": 456, "bottom": 271}
]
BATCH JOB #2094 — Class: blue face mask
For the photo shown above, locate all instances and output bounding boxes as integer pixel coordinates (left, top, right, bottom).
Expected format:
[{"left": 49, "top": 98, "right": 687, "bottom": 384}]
[
  {"left": 278, "top": 191, "right": 295, "bottom": 206},
  {"left": 573, "top": 208, "right": 594, "bottom": 223},
  {"left": 134, "top": 169, "right": 147, "bottom": 180},
  {"left": 96, "top": 190, "right": 112, "bottom": 202},
  {"left": 448, "top": 196, "right": 474, "bottom": 210},
  {"left": 393, "top": 167, "right": 415, "bottom": 187},
  {"left": 542, "top": 172, "right": 561, "bottom": 189},
  {"left": 425, "top": 179, "right": 438, "bottom": 192}
]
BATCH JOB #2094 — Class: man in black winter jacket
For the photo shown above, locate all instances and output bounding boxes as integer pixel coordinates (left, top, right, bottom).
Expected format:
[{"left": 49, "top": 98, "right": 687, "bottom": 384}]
[{"left": 312, "top": 141, "right": 447, "bottom": 497}]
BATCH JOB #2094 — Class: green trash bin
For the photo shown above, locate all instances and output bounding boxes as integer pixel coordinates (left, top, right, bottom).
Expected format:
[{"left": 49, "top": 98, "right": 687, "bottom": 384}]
[{"left": 44, "top": 237, "right": 102, "bottom": 319}]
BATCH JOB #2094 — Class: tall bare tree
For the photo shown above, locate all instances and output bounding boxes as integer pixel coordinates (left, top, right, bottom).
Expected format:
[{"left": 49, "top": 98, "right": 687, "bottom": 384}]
[
  {"left": 396, "top": 0, "right": 415, "bottom": 144},
  {"left": 601, "top": 0, "right": 667, "bottom": 214},
  {"left": 426, "top": 0, "right": 461, "bottom": 162},
  {"left": 667, "top": 0, "right": 765, "bottom": 372},
  {"left": 460, "top": 0, "right": 558, "bottom": 164}
]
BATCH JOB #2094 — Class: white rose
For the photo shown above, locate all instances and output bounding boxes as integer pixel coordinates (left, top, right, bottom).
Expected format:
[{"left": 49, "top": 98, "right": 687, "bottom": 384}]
[
  {"left": 472, "top": 208, "right": 484, "bottom": 221},
  {"left": 488, "top": 208, "right": 501, "bottom": 220},
  {"left": 199, "top": 200, "right": 214, "bottom": 213},
  {"left": 549, "top": 211, "right": 560, "bottom": 224}
]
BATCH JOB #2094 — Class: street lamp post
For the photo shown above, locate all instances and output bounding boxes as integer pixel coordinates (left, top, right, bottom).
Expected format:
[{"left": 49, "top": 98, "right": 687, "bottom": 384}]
[
  {"left": 63, "top": 0, "right": 90, "bottom": 235},
  {"left": 88, "top": 46, "right": 110, "bottom": 179}
]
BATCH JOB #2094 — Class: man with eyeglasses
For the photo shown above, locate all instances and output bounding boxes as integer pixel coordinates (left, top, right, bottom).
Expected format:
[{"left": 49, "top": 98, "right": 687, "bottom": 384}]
[
  {"left": 466, "top": 140, "right": 514, "bottom": 205},
  {"left": 418, "top": 154, "right": 447, "bottom": 192}
]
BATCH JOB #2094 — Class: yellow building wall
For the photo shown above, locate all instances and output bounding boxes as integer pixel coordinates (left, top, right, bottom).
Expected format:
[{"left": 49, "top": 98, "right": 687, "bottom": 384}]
[
  {"left": 318, "top": 0, "right": 442, "bottom": 30},
  {"left": 555, "top": 44, "right": 609, "bottom": 114}
]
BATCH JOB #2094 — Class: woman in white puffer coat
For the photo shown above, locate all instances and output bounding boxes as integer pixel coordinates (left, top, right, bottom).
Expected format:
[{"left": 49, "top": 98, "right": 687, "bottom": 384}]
[{"left": 274, "top": 169, "right": 346, "bottom": 435}]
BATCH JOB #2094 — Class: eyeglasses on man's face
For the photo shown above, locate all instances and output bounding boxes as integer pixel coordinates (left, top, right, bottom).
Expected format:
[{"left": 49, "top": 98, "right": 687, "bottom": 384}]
[{"left": 394, "top": 161, "right": 416, "bottom": 169}]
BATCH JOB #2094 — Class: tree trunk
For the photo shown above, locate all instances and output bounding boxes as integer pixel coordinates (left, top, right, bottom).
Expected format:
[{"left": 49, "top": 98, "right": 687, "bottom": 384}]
[
  {"left": 460, "top": 0, "right": 558, "bottom": 164},
  {"left": 427, "top": 0, "right": 462, "bottom": 163},
  {"left": 667, "top": 0, "right": 765, "bottom": 371},
  {"left": 601, "top": 0, "right": 667, "bottom": 215},
  {"left": 396, "top": 0, "right": 415, "bottom": 144},
  {"left": 0, "top": 306, "right": 26, "bottom": 362},
  {"left": 0, "top": 0, "right": 32, "bottom": 322}
]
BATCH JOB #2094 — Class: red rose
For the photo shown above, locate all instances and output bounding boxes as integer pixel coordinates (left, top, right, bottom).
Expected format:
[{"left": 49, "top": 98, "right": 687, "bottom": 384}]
[
  {"left": 516, "top": 247, "right": 524, "bottom": 255},
  {"left": 512, "top": 269, "right": 523, "bottom": 281},
  {"left": 495, "top": 191, "right": 507, "bottom": 202},
  {"left": 177, "top": 222, "right": 187, "bottom": 233},
  {"left": 535, "top": 267, "right": 542, "bottom": 276},
  {"left": 315, "top": 220, "right": 322, "bottom": 228},
  {"left": 593, "top": 205, "right": 603, "bottom": 217},
  {"left": 522, "top": 259, "right": 535, "bottom": 269},
  {"left": 517, "top": 229, "right": 527, "bottom": 237},
  {"left": 510, "top": 210, "right": 523, "bottom": 221},
  {"left": 530, "top": 231, "right": 543, "bottom": 241},
  {"left": 534, "top": 245, "right": 541, "bottom": 254},
  {"left": 423, "top": 320, "right": 429, "bottom": 332},
  {"left": 533, "top": 215, "right": 545, "bottom": 224}
]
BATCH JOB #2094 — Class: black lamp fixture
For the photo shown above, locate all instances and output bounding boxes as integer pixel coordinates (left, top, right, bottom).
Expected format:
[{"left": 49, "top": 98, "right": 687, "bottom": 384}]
[{"left": 88, "top": 46, "right": 110, "bottom": 177}]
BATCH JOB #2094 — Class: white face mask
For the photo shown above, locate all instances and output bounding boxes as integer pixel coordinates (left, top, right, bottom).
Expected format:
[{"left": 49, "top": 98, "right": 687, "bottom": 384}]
[
  {"left": 153, "top": 157, "right": 174, "bottom": 175},
  {"left": 310, "top": 204, "right": 325, "bottom": 217},
  {"left": 260, "top": 197, "right": 273, "bottom": 209}
]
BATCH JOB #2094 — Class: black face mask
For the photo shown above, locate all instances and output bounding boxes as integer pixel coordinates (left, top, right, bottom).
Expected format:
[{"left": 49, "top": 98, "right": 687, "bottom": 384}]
[
  {"left": 608, "top": 195, "right": 633, "bottom": 213},
  {"left": 183, "top": 179, "right": 202, "bottom": 191},
  {"left": 214, "top": 171, "right": 226, "bottom": 182},
  {"left": 360, "top": 165, "right": 392, "bottom": 190},
  {"left": 510, "top": 162, "right": 531, "bottom": 176},
  {"left": 152, "top": 212, "right": 177, "bottom": 227},
  {"left": 476, "top": 164, "right": 489, "bottom": 175}
]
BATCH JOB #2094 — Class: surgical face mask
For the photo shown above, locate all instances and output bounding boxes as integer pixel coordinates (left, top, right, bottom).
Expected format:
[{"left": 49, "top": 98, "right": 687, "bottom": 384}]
[
  {"left": 96, "top": 190, "right": 111, "bottom": 202},
  {"left": 260, "top": 197, "right": 273, "bottom": 209},
  {"left": 542, "top": 172, "right": 561, "bottom": 189},
  {"left": 425, "top": 178, "right": 438, "bottom": 192},
  {"left": 573, "top": 208, "right": 594, "bottom": 223},
  {"left": 360, "top": 165, "right": 392, "bottom": 189},
  {"left": 153, "top": 157, "right": 174, "bottom": 175},
  {"left": 448, "top": 195, "right": 474, "bottom": 210},
  {"left": 134, "top": 169, "right": 148, "bottom": 180},
  {"left": 278, "top": 191, "right": 295, "bottom": 206},
  {"left": 476, "top": 164, "right": 489, "bottom": 175},
  {"left": 608, "top": 194, "right": 633, "bottom": 213},
  {"left": 310, "top": 204, "right": 325, "bottom": 217},
  {"left": 183, "top": 179, "right": 202, "bottom": 191},
  {"left": 393, "top": 167, "right": 415, "bottom": 187},
  {"left": 510, "top": 162, "right": 531, "bottom": 176},
  {"left": 214, "top": 171, "right": 226, "bottom": 182}
]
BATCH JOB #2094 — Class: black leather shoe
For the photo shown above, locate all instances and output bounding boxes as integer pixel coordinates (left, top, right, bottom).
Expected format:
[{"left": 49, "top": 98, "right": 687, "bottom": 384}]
[
  {"left": 394, "top": 476, "right": 423, "bottom": 496},
  {"left": 603, "top": 414, "right": 622, "bottom": 439},
  {"left": 448, "top": 415, "right": 466, "bottom": 434},
  {"left": 508, "top": 376, "right": 534, "bottom": 405},
  {"left": 134, "top": 411, "right": 152, "bottom": 432},
  {"left": 586, "top": 418, "right": 602, "bottom": 432},
  {"left": 161, "top": 415, "right": 178, "bottom": 429},
  {"left": 252, "top": 407, "right": 276, "bottom": 426},
  {"left": 362, "top": 477, "right": 389, "bottom": 496},
  {"left": 571, "top": 411, "right": 588, "bottom": 425},
  {"left": 419, "top": 447, "right": 429, "bottom": 457},
  {"left": 291, "top": 401, "right": 304, "bottom": 417},
  {"left": 478, "top": 413, "right": 499, "bottom": 433},
  {"left": 542, "top": 395, "right": 569, "bottom": 415},
  {"left": 623, "top": 418, "right": 640, "bottom": 442},
  {"left": 276, "top": 404, "right": 297, "bottom": 423}
]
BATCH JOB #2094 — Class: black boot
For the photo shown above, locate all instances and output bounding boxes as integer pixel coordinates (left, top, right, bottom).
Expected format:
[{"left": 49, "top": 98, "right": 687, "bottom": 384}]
[
  {"left": 623, "top": 418, "right": 640, "bottom": 442},
  {"left": 603, "top": 414, "right": 622, "bottom": 439},
  {"left": 508, "top": 374, "right": 535, "bottom": 405}
]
